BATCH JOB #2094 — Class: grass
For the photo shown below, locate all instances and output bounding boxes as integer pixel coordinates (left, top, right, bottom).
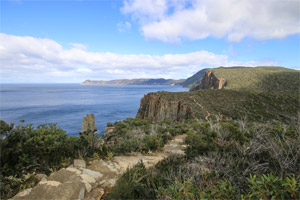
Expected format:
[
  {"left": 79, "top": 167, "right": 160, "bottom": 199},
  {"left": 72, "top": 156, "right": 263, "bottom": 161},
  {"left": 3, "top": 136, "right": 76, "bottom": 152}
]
[
  {"left": 106, "top": 119, "right": 300, "bottom": 200},
  {"left": 211, "top": 66, "right": 300, "bottom": 95}
]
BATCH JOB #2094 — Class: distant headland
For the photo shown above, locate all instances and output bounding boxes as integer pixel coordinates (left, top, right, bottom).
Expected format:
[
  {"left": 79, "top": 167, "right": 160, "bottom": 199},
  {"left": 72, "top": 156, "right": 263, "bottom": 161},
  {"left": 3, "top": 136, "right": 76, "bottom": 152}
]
[{"left": 81, "top": 78, "right": 185, "bottom": 86}]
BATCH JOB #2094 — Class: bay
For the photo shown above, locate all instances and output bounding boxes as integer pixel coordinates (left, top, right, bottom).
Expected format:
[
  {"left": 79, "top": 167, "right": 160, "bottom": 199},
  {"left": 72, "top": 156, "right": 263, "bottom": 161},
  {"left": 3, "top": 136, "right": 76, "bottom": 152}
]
[{"left": 0, "top": 84, "right": 188, "bottom": 136}]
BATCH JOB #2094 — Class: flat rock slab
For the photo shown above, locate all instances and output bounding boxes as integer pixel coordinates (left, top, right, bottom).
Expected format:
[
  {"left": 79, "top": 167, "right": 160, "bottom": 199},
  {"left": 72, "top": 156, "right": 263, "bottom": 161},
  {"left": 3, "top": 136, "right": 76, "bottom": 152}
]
[
  {"left": 74, "top": 159, "right": 86, "bottom": 168},
  {"left": 88, "top": 160, "right": 119, "bottom": 179},
  {"left": 80, "top": 168, "right": 103, "bottom": 180},
  {"left": 47, "top": 169, "right": 82, "bottom": 183},
  {"left": 13, "top": 182, "right": 86, "bottom": 200}
]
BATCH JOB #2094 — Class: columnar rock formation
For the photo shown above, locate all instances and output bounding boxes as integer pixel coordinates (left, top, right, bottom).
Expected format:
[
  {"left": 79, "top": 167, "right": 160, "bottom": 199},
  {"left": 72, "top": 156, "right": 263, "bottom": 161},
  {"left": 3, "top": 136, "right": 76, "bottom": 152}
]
[
  {"left": 136, "top": 93, "right": 193, "bottom": 121},
  {"left": 80, "top": 114, "right": 97, "bottom": 135},
  {"left": 190, "top": 70, "right": 227, "bottom": 91}
]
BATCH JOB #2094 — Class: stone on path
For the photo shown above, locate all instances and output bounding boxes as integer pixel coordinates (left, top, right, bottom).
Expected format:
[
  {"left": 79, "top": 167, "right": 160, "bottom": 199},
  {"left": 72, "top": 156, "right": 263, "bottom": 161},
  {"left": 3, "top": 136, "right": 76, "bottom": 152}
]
[{"left": 74, "top": 159, "right": 86, "bottom": 168}]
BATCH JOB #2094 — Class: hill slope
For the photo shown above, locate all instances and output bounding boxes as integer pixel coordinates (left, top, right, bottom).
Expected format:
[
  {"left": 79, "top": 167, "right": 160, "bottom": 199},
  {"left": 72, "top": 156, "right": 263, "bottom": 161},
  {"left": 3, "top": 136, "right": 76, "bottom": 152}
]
[
  {"left": 181, "top": 68, "right": 208, "bottom": 88},
  {"left": 136, "top": 90, "right": 299, "bottom": 123},
  {"left": 197, "top": 66, "right": 300, "bottom": 95}
]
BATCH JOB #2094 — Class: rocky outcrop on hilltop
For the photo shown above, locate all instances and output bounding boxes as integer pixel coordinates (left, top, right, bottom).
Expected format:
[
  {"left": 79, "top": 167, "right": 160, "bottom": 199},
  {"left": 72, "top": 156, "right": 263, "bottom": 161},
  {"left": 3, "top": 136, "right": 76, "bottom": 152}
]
[
  {"left": 190, "top": 70, "right": 227, "bottom": 91},
  {"left": 80, "top": 114, "right": 97, "bottom": 135},
  {"left": 136, "top": 93, "right": 194, "bottom": 121}
]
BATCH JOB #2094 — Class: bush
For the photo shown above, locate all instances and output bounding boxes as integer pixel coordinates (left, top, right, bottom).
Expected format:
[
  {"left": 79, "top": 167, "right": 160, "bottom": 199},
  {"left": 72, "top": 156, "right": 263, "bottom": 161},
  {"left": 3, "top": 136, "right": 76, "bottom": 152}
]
[
  {"left": 245, "top": 174, "right": 300, "bottom": 199},
  {"left": 107, "top": 162, "right": 157, "bottom": 199},
  {"left": 141, "top": 135, "right": 162, "bottom": 153},
  {"left": 0, "top": 121, "right": 104, "bottom": 199}
]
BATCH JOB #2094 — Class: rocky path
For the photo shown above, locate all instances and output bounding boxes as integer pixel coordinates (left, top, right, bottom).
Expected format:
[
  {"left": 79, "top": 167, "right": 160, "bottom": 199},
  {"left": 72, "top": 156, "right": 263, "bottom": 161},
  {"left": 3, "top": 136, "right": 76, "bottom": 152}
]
[
  {"left": 189, "top": 96, "right": 211, "bottom": 121},
  {"left": 12, "top": 134, "right": 187, "bottom": 200}
]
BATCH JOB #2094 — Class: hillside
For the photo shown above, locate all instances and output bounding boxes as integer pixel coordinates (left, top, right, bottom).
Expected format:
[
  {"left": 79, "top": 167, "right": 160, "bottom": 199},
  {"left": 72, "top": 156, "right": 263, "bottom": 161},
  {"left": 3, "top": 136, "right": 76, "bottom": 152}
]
[
  {"left": 192, "top": 66, "right": 300, "bottom": 95},
  {"left": 82, "top": 78, "right": 185, "bottom": 86},
  {"left": 136, "top": 90, "right": 299, "bottom": 123},
  {"left": 181, "top": 68, "right": 208, "bottom": 88}
]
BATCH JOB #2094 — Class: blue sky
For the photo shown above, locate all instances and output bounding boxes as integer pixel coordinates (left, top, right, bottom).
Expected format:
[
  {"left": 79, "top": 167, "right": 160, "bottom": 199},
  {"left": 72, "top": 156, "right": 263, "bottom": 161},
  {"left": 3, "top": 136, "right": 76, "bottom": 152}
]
[{"left": 0, "top": 0, "right": 299, "bottom": 83}]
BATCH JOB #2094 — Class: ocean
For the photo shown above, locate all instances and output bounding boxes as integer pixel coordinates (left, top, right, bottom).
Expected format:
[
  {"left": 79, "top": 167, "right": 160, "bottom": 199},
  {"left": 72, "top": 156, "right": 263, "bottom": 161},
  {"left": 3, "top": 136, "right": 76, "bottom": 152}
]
[{"left": 0, "top": 84, "right": 188, "bottom": 136}]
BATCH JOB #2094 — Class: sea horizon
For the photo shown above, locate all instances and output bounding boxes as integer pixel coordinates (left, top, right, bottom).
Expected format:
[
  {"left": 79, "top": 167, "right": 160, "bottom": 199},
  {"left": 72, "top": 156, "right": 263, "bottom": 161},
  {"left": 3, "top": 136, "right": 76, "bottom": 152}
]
[{"left": 0, "top": 84, "right": 188, "bottom": 136}]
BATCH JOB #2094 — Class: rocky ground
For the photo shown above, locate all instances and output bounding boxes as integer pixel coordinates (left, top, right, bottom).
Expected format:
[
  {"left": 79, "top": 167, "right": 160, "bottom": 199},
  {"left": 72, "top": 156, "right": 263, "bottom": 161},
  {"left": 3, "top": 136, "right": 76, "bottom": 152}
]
[{"left": 11, "top": 134, "right": 187, "bottom": 200}]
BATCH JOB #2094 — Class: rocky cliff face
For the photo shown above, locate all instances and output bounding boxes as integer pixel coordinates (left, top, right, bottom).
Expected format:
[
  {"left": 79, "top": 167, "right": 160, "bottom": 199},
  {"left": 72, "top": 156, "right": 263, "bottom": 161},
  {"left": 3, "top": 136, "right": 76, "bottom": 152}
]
[
  {"left": 80, "top": 114, "right": 97, "bottom": 135},
  {"left": 136, "top": 93, "right": 194, "bottom": 121},
  {"left": 190, "top": 70, "right": 227, "bottom": 91}
]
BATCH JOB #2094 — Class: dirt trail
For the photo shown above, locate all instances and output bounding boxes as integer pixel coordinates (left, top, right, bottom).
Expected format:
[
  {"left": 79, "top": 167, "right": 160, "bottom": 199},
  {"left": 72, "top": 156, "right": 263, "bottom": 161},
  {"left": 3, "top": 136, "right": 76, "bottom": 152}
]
[
  {"left": 189, "top": 96, "right": 211, "bottom": 121},
  {"left": 12, "top": 134, "right": 187, "bottom": 200}
]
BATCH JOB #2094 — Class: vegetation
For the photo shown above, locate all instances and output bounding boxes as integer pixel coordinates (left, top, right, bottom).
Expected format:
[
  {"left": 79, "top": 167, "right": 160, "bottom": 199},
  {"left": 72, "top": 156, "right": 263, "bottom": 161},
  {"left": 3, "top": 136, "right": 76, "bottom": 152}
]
[
  {"left": 102, "top": 118, "right": 189, "bottom": 155},
  {"left": 106, "top": 119, "right": 300, "bottom": 199},
  {"left": 0, "top": 118, "right": 188, "bottom": 199},
  {"left": 2, "top": 66, "right": 300, "bottom": 199},
  {"left": 181, "top": 68, "right": 207, "bottom": 88},
  {"left": 0, "top": 120, "right": 104, "bottom": 199},
  {"left": 149, "top": 89, "right": 299, "bottom": 123},
  {"left": 212, "top": 66, "right": 300, "bottom": 95}
]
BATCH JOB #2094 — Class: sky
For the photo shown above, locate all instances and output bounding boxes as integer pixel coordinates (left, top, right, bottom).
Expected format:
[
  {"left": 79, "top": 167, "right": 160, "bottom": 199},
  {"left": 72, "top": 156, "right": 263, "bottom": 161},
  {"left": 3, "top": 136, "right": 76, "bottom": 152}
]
[{"left": 0, "top": 0, "right": 299, "bottom": 83}]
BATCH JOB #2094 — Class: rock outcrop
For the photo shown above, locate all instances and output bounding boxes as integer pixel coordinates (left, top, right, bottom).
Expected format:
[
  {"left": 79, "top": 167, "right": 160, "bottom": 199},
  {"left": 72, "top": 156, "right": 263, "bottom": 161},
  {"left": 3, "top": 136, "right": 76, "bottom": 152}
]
[
  {"left": 190, "top": 70, "right": 227, "bottom": 91},
  {"left": 80, "top": 114, "right": 97, "bottom": 135},
  {"left": 136, "top": 93, "right": 193, "bottom": 122},
  {"left": 104, "top": 126, "right": 115, "bottom": 135}
]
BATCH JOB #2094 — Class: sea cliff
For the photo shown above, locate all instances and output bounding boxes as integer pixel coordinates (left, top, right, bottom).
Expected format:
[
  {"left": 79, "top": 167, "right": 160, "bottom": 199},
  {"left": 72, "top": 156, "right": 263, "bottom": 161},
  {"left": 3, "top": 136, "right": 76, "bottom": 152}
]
[{"left": 136, "top": 92, "right": 193, "bottom": 121}]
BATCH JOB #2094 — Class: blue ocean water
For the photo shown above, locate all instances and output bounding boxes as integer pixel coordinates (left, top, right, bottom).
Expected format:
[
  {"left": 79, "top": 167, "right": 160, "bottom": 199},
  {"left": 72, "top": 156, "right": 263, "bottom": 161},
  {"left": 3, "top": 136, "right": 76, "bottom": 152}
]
[{"left": 0, "top": 84, "right": 188, "bottom": 136}]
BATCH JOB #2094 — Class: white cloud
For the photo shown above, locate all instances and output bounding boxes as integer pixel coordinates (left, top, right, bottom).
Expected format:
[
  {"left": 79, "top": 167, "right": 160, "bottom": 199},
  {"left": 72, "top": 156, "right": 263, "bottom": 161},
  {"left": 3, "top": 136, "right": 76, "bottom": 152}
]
[
  {"left": 117, "top": 21, "right": 132, "bottom": 32},
  {"left": 122, "top": 0, "right": 300, "bottom": 43},
  {"left": 70, "top": 43, "right": 87, "bottom": 51},
  {"left": 0, "top": 33, "right": 277, "bottom": 83}
]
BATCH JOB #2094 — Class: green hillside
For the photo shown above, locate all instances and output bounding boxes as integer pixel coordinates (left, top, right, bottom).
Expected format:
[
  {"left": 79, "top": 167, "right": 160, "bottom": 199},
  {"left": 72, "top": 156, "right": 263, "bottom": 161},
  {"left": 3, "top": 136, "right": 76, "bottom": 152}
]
[
  {"left": 211, "top": 66, "right": 300, "bottom": 95},
  {"left": 151, "top": 89, "right": 299, "bottom": 123},
  {"left": 181, "top": 68, "right": 207, "bottom": 88}
]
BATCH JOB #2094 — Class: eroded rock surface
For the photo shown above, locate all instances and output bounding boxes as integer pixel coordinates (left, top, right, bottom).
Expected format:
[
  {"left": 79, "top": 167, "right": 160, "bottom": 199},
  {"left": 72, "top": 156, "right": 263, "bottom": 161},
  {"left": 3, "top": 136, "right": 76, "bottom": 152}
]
[
  {"left": 80, "top": 114, "right": 97, "bottom": 135},
  {"left": 190, "top": 70, "right": 227, "bottom": 91},
  {"left": 136, "top": 93, "right": 193, "bottom": 122}
]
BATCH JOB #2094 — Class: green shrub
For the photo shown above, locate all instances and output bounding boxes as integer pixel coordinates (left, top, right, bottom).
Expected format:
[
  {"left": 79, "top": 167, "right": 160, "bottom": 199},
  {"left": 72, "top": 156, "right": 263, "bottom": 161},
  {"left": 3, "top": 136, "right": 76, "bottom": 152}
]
[
  {"left": 141, "top": 135, "right": 162, "bottom": 153},
  {"left": 107, "top": 162, "right": 157, "bottom": 199},
  {"left": 0, "top": 121, "right": 104, "bottom": 199},
  {"left": 245, "top": 174, "right": 300, "bottom": 199}
]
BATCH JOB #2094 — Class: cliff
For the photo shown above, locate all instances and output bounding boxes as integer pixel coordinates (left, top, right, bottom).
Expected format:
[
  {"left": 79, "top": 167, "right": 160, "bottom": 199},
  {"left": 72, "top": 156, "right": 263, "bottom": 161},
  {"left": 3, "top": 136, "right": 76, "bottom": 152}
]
[
  {"left": 190, "top": 70, "right": 227, "bottom": 91},
  {"left": 136, "top": 90, "right": 299, "bottom": 123},
  {"left": 136, "top": 92, "right": 194, "bottom": 122}
]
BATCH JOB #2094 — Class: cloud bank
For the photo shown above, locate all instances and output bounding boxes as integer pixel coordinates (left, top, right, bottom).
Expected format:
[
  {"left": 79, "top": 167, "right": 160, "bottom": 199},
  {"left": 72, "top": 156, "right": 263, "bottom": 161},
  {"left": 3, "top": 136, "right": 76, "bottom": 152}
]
[
  {"left": 0, "top": 33, "right": 277, "bottom": 83},
  {"left": 122, "top": 0, "right": 300, "bottom": 43}
]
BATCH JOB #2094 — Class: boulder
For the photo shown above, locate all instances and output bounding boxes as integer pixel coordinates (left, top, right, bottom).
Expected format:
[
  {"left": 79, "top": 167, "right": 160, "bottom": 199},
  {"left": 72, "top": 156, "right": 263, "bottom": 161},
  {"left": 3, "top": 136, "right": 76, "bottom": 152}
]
[
  {"left": 13, "top": 188, "right": 32, "bottom": 198},
  {"left": 80, "top": 168, "right": 103, "bottom": 180},
  {"left": 104, "top": 126, "right": 115, "bottom": 135},
  {"left": 35, "top": 173, "right": 47, "bottom": 182},
  {"left": 74, "top": 159, "right": 86, "bottom": 168},
  {"left": 80, "top": 114, "right": 97, "bottom": 135},
  {"left": 47, "top": 169, "right": 81, "bottom": 183},
  {"left": 13, "top": 181, "right": 86, "bottom": 200}
]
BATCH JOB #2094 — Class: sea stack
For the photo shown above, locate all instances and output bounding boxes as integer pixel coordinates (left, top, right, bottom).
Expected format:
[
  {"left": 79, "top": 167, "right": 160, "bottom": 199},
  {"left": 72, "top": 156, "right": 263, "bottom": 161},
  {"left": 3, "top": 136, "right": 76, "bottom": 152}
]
[{"left": 80, "top": 114, "right": 97, "bottom": 135}]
